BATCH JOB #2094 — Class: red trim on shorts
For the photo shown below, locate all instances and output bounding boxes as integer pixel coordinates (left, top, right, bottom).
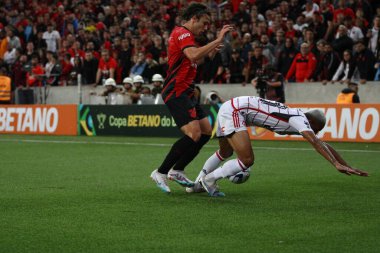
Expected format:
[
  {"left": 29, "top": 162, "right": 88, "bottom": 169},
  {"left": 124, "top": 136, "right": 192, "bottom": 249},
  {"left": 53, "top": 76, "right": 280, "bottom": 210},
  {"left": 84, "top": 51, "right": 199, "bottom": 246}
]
[
  {"left": 236, "top": 112, "right": 239, "bottom": 127},
  {"left": 230, "top": 99, "right": 237, "bottom": 110},
  {"left": 233, "top": 111, "right": 236, "bottom": 127}
]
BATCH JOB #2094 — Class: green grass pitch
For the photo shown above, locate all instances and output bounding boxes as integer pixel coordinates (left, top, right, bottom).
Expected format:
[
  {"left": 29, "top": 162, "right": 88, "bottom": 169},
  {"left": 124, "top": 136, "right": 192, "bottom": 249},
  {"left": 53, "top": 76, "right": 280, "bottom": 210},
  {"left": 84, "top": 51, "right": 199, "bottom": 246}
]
[{"left": 1, "top": 135, "right": 379, "bottom": 253}]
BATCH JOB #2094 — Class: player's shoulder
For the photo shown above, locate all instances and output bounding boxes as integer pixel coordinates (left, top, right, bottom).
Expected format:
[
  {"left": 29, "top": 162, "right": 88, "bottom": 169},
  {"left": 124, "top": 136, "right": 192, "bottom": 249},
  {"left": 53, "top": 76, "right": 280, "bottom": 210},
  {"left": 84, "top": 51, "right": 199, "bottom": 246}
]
[
  {"left": 173, "top": 26, "right": 190, "bottom": 33},
  {"left": 172, "top": 26, "right": 193, "bottom": 39}
]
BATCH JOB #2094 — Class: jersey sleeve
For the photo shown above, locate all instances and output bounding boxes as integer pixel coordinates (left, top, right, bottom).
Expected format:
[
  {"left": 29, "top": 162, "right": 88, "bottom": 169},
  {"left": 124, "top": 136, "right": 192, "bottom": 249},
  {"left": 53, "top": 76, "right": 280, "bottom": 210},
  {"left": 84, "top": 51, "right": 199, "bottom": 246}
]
[
  {"left": 175, "top": 30, "right": 196, "bottom": 51},
  {"left": 288, "top": 115, "right": 313, "bottom": 133}
]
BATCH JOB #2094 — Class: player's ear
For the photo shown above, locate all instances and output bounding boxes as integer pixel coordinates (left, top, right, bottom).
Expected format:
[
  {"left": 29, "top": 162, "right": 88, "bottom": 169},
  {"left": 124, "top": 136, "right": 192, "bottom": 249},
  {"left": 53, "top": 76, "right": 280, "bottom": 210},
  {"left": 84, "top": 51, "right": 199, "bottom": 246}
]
[{"left": 191, "top": 15, "right": 199, "bottom": 23}]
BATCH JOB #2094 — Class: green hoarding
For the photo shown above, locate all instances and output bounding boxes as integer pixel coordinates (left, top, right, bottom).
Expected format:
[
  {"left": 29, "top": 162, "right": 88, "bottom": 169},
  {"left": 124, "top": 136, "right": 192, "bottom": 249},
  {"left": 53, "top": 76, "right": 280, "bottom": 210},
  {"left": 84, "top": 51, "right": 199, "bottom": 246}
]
[{"left": 79, "top": 104, "right": 220, "bottom": 137}]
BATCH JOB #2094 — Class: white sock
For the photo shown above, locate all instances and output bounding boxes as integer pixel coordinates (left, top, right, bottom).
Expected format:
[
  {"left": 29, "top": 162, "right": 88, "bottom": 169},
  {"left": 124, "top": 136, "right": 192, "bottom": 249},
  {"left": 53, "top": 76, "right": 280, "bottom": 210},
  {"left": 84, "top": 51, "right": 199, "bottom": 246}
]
[
  {"left": 196, "top": 150, "right": 225, "bottom": 182},
  {"left": 204, "top": 150, "right": 225, "bottom": 174},
  {"left": 205, "top": 158, "right": 248, "bottom": 183}
]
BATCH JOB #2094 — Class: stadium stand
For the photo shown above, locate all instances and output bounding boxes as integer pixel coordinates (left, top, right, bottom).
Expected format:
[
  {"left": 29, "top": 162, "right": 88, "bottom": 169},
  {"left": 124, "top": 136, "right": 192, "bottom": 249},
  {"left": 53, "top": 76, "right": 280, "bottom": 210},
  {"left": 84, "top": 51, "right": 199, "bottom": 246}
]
[{"left": 0, "top": 0, "right": 379, "bottom": 104}]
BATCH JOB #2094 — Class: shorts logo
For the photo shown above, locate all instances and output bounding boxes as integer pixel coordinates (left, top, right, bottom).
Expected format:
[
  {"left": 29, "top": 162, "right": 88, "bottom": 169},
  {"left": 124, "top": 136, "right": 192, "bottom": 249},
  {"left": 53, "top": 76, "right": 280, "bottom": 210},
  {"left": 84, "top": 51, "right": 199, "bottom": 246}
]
[
  {"left": 178, "top": 33, "right": 190, "bottom": 41},
  {"left": 188, "top": 108, "right": 197, "bottom": 119}
]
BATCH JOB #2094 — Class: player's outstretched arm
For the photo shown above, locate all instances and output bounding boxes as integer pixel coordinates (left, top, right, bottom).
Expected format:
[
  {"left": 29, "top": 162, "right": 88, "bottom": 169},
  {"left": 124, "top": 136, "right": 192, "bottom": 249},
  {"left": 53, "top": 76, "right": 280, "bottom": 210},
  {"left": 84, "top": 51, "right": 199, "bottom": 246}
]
[
  {"left": 325, "top": 142, "right": 369, "bottom": 176},
  {"left": 184, "top": 25, "right": 232, "bottom": 62},
  {"left": 301, "top": 131, "right": 368, "bottom": 176}
]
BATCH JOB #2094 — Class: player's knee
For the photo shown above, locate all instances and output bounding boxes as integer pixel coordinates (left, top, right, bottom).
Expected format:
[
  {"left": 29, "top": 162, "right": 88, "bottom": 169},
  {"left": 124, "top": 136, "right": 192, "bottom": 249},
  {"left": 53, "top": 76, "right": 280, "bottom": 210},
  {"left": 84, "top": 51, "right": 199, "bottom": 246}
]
[
  {"left": 204, "top": 128, "right": 212, "bottom": 136},
  {"left": 240, "top": 156, "right": 254, "bottom": 168},
  {"left": 187, "top": 131, "right": 202, "bottom": 142},
  {"left": 219, "top": 149, "right": 233, "bottom": 159},
  {"left": 202, "top": 125, "right": 212, "bottom": 136}
]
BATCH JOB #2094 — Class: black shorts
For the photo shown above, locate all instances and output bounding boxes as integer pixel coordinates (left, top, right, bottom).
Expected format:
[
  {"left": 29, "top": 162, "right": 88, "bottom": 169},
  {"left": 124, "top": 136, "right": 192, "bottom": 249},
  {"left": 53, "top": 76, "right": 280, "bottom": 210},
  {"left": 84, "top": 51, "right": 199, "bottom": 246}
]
[{"left": 166, "top": 96, "right": 207, "bottom": 128}]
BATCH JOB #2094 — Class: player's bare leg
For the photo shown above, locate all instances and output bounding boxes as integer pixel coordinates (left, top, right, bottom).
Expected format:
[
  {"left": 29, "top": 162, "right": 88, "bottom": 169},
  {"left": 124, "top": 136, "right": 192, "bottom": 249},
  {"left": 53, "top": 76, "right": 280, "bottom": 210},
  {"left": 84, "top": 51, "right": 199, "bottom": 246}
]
[
  {"left": 188, "top": 137, "right": 233, "bottom": 193},
  {"left": 201, "top": 131, "right": 254, "bottom": 196},
  {"left": 169, "top": 118, "right": 212, "bottom": 187}
]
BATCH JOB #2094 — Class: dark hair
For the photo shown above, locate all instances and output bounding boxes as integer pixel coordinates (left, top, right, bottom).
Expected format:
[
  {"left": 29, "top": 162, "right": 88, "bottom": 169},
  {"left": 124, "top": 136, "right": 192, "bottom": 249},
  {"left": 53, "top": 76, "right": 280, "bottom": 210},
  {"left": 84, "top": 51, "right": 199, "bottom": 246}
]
[
  {"left": 342, "top": 50, "right": 353, "bottom": 68},
  {"left": 182, "top": 3, "right": 210, "bottom": 21},
  {"left": 343, "top": 49, "right": 352, "bottom": 57},
  {"left": 355, "top": 39, "right": 366, "bottom": 46},
  {"left": 31, "top": 53, "right": 39, "bottom": 60}
]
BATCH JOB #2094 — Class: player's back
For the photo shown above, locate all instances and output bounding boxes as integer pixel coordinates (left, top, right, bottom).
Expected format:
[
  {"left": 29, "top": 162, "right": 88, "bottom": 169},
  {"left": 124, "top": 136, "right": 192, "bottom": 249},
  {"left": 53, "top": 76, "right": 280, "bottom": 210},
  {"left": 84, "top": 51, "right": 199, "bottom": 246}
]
[{"left": 231, "top": 96, "right": 308, "bottom": 134}]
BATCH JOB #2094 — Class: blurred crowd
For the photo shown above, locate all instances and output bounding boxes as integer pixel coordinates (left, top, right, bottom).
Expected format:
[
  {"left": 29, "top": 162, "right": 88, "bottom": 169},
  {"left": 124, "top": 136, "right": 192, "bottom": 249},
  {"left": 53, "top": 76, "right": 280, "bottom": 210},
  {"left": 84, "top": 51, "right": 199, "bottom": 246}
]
[{"left": 0, "top": 0, "right": 380, "bottom": 98}]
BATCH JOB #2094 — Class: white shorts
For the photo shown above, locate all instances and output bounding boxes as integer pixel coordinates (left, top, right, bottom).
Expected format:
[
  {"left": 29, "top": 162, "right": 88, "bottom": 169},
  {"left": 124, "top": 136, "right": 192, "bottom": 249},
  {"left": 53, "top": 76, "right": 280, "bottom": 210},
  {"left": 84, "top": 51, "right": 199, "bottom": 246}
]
[{"left": 216, "top": 101, "right": 247, "bottom": 137}]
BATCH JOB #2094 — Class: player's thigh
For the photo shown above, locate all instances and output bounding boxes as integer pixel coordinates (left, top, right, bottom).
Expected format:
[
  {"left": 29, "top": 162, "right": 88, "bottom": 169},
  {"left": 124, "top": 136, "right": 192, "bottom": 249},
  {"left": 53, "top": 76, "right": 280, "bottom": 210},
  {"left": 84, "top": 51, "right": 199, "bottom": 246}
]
[
  {"left": 180, "top": 120, "right": 202, "bottom": 141},
  {"left": 226, "top": 131, "right": 254, "bottom": 166},
  {"left": 218, "top": 137, "right": 234, "bottom": 158},
  {"left": 198, "top": 117, "right": 212, "bottom": 135}
]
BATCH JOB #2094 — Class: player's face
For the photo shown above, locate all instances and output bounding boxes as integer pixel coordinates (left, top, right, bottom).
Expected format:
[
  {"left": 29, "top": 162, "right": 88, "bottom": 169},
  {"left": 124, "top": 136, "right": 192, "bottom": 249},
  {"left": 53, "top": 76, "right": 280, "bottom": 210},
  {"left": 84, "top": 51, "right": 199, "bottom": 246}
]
[{"left": 193, "top": 15, "right": 210, "bottom": 36}]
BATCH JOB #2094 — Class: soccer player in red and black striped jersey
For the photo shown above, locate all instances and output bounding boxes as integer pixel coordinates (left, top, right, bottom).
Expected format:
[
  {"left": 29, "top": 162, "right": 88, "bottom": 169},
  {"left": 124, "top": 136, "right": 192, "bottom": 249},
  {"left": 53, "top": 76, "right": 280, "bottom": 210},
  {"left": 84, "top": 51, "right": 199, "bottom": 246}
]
[
  {"left": 150, "top": 3, "right": 233, "bottom": 194},
  {"left": 193, "top": 96, "right": 368, "bottom": 197}
]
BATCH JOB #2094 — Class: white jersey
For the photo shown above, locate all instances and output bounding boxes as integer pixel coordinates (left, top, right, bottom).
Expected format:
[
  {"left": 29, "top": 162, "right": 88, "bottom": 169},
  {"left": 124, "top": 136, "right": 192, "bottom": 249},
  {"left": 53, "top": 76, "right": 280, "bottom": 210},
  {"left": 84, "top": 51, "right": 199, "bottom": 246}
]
[
  {"left": 216, "top": 96, "right": 313, "bottom": 137},
  {"left": 43, "top": 30, "right": 61, "bottom": 52}
]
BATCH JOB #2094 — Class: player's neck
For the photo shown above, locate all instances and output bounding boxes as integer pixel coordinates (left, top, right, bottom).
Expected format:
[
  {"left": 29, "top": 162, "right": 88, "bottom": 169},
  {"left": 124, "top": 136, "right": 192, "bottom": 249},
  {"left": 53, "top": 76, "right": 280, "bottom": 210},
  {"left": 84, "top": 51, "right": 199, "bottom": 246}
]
[{"left": 182, "top": 22, "right": 194, "bottom": 35}]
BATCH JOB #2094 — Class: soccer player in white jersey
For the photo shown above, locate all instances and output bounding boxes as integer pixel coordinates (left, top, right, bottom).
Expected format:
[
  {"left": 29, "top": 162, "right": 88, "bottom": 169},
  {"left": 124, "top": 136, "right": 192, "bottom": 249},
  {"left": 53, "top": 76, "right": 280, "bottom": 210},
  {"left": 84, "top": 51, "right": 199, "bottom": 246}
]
[{"left": 191, "top": 96, "right": 368, "bottom": 197}]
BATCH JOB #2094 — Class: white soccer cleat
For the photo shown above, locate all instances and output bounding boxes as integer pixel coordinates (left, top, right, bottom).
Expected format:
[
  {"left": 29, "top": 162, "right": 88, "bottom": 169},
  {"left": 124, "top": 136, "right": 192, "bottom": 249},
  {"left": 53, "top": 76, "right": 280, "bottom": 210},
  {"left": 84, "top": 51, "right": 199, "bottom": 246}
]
[
  {"left": 185, "top": 169, "right": 211, "bottom": 193},
  {"left": 185, "top": 181, "right": 205, "bottom": 193},
  {"left": 168, "top": 169, "right": 195, "bottom": 187},
  {"left": 200, "top": 176, "right": 225, "bottom": 197},
  {"left": 150, "top": 169, "right": 171, "bottom": 194}
]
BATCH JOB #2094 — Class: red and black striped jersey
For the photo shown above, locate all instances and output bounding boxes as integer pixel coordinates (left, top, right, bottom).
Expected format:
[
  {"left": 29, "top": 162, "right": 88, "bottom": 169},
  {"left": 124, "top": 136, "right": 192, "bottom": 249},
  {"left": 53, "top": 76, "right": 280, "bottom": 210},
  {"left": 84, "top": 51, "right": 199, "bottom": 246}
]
[
  {"left": 231, "top": 96, "right": 313, "bottom": 135},
  {"left": 162, "top": 26, "right": 197, "bottom": 103}
]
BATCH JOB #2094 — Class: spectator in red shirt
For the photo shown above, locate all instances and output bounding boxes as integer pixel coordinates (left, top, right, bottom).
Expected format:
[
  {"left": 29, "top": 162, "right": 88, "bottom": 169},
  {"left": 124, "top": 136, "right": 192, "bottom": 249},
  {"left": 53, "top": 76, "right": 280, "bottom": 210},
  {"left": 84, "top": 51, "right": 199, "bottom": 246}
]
[
  {"left": 285, "top": 19, "right": 297, "bottom": 39},
  {"left": 286, "top": 42, "right": 317, "bottom": 82},
  {"left": 95, "top": 49, "right": 117, "bottom": 86},
  {"left": 59, "top": 53, "right": 73, "bottom": 86},
  {"left": 27, "top": 54, "right": 45, "bottom": 87},
  {"left": 333, "top": 0, "right": 355, "bottom": 22},
  {"left": 68, "top": 41, "right": 85, "bottom": 59}
]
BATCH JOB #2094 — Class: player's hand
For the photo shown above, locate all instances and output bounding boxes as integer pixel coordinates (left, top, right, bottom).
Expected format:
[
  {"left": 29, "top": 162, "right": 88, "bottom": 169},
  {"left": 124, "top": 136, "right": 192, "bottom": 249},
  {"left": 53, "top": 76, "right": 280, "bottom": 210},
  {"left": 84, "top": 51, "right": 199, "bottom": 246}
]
[
  {"left": 216, "top": 25, "right": 233, "bottom": 42},
  {"left": 214, "top": 44, "right": 224, "bottom": 52},
  {"left": 350, "top": 167, "right": 369, "bottom": 177},
  {"left": 335, "top": 164, "right": 367, "bottom": 176}
]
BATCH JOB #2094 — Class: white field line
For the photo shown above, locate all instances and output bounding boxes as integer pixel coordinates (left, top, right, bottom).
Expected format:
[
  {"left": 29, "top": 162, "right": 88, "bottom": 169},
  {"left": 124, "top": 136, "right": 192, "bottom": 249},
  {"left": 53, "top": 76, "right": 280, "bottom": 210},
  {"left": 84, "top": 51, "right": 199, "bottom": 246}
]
[{"left": 0, "top": 138, "right": 379, "bottom": 153}]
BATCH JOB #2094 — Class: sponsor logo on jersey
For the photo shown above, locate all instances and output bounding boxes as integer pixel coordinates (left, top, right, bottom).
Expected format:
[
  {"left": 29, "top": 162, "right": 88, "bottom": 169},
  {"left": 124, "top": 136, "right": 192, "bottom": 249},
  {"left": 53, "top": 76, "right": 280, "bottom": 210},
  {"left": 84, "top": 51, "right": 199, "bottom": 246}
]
[
  {"left": 259, "top": 98, "right": 288, "bottom": 109},
  {"left": 178, "top": 33, "right": 191, "bottom": 41}
]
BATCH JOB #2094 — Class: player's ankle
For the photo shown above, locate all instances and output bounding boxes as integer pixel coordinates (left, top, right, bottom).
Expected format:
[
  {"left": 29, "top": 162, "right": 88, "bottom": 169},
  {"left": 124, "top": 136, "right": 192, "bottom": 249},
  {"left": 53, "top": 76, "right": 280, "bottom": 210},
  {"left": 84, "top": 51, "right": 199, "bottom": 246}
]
[{"left": 204, "top": 174, "right": 216, "bottom": 184}]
